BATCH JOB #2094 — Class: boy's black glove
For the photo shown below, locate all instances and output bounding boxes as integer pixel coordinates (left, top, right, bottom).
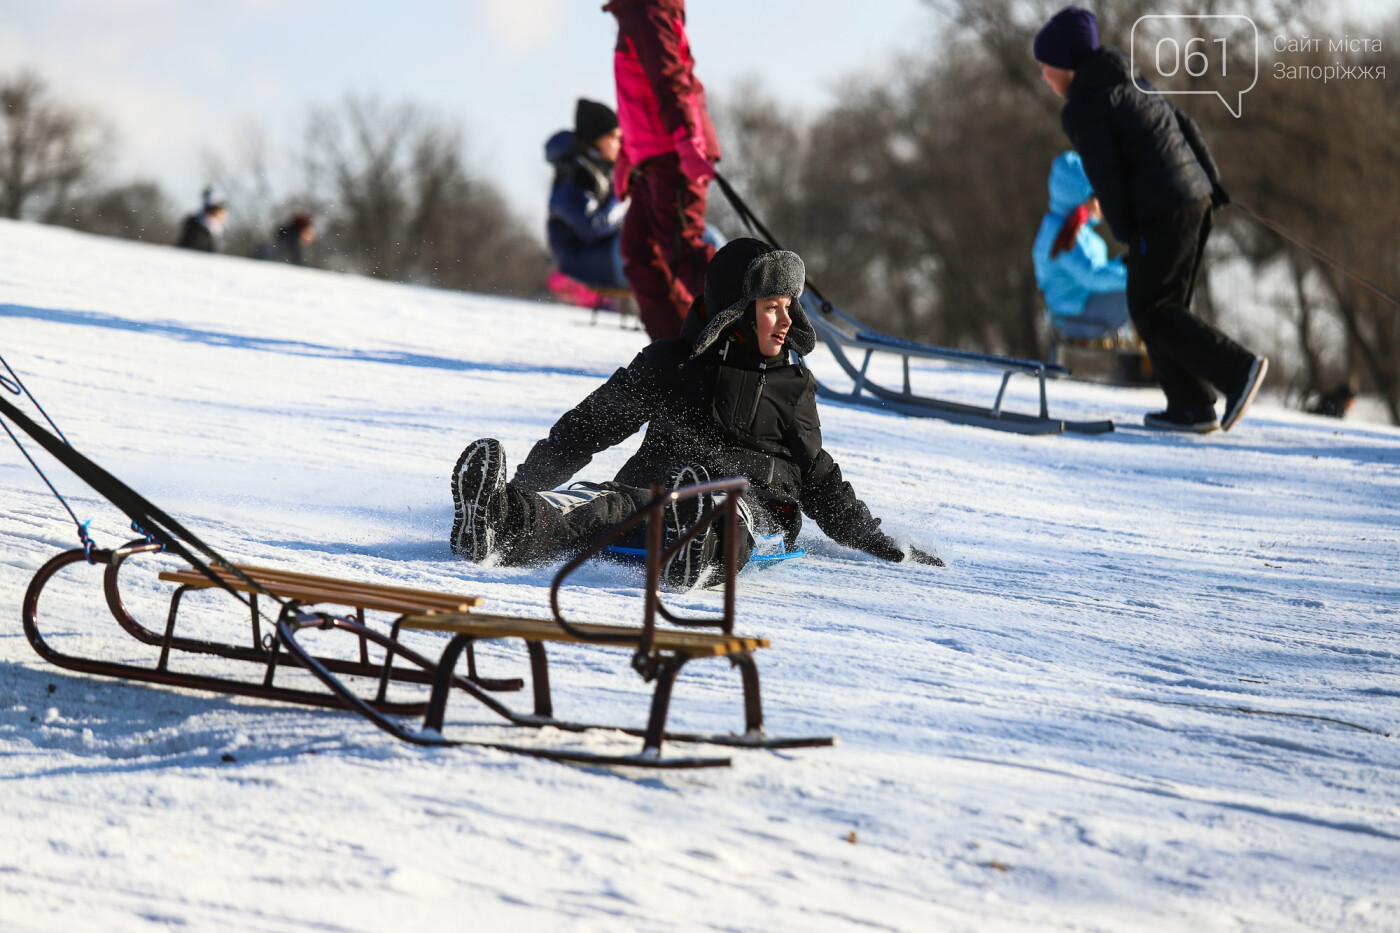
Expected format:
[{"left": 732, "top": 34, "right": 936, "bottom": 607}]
[
  {"left": 907, "top": 546, "right": 945, "bottom": 567},
  {"left": 1211, "top": 185, "right": 1232, "bottom": 209}
]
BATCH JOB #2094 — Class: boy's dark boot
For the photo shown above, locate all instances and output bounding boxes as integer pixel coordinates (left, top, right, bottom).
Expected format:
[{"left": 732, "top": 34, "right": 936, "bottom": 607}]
[
  {"left": 452, "top": 437, "right": 579, "bottom": 564},
  {"left": 450, "top": 438, "right": 509, "bottom": 561},
  {"left": 662, "top": 463, "right": 720, "bottom": 589}
]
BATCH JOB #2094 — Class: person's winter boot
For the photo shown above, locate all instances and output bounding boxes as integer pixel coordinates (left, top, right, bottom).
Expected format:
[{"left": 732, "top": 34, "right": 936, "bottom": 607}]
[
  {"left": 450, "top": 438, "right": 508, "bottom": 561},
  {"left": 662, "top": 463, "right": 719, "bottom": 589},
  {"left": 1221, "top": 356, "right": 1268, "bottom": 431},
  {"left": 1143, "top": 406, "right": 1220, "bottom": 433}
]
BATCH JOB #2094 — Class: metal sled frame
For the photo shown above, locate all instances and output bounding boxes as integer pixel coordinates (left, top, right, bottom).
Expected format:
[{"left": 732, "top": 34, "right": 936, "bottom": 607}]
[
  {"left": 22, "top": 540, "right": 522, "bottom": 718},
  {"left": 21, "top": 481, "right": 834, "bottom": 769},
  {"left": 806, "top": 296, "right": 1114, "bottom": 436}
]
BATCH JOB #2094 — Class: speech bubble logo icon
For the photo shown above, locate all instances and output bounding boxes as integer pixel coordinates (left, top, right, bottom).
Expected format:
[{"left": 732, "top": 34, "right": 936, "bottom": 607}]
[{"left": 1131, "top": 15, "right": 1259, "bottom": 118}]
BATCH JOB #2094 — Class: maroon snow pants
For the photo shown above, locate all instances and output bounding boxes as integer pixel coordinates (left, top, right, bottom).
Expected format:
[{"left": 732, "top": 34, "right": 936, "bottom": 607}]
[{"left": 621, "top": 153, "right": 715, "bottom": 341}]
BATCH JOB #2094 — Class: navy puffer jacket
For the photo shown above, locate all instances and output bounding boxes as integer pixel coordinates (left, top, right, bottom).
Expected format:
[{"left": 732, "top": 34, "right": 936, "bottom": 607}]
[
  {"left": 1061, "top": 46, "right": 1224, "bottom": 243},
  {"left": 545, "top": 130, "right": 627, "bottom": 287}
]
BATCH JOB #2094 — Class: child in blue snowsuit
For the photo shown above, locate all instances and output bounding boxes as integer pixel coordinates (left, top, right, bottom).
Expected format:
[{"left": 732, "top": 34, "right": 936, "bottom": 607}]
[{"left": 1031, "top": 151, "right": 1129, "bottom": 341}]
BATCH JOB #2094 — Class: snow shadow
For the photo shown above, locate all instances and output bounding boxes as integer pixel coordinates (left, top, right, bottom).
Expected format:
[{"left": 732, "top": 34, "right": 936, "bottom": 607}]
[
  {"left": 0, "top": 302, "right": 611, "bottom": 381},
  {"left": 0, "top": 663, "right": 348, "bottom": 776}
]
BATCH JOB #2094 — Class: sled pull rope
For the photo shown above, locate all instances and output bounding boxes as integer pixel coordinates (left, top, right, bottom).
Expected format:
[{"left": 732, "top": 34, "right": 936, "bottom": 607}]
[
  {"left": 0, "top": 353, "right": 100, "bottom": 559},
  {"left": 1232, "top": 201, "right": 1400, "bottom": 311},
  {"left": 0, "top": 373, "right": 281, "bottom": 611}
]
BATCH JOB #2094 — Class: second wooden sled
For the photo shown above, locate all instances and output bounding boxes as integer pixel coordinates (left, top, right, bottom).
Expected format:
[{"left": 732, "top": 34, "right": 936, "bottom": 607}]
[{"left": 275, "top": 476, "right": 836, "bottom": 768}]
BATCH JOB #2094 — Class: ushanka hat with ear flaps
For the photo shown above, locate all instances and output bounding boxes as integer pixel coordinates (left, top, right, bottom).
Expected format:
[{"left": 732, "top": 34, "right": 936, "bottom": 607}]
[{"left": 690, "top": 238, "right": 816, "bottom": 358}]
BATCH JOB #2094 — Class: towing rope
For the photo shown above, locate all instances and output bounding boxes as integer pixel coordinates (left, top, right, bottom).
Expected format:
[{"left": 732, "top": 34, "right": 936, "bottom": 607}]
[
  {"left": 0, "top": 357, "right": 282, "bottom": 611},
  {"left": 0, "top": 353, "right": 99, "bottom": 559},
  {"left": 1233, "top": 201, "right": 1400, "bottom": 311}
]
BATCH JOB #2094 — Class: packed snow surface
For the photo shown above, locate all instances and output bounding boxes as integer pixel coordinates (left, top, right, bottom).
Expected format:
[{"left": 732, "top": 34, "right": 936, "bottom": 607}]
[{"left": 1, "top": 220, "right": 1398, "bottom": 932}]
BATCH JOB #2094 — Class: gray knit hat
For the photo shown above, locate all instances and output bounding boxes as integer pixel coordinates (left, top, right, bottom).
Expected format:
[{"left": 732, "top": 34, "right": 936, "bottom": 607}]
[{"left": 691, "top": 249, "right": 816, "bottom": 357}]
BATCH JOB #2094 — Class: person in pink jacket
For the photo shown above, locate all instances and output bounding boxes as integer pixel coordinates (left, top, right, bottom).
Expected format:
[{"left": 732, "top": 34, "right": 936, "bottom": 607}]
[{"left": 604, "top": 0, "right": 721, "bottom": 341}]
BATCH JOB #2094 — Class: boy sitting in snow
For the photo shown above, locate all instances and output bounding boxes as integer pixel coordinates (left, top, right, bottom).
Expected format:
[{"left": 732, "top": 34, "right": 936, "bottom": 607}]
[{"left": 449, "top": 238, "right": 944, "bottom": 587}]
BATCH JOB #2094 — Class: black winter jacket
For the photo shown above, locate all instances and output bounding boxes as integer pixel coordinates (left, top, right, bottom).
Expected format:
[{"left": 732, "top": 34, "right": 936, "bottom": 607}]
[
  {"left": 1061, "top": 46, "right": 1222, "bottom": 244},
  {"left": 175, "top": 214, "right": 217, "bottom": 253},
  {"left": 513, "top": 324, "right": 904, "bottom": 561}
]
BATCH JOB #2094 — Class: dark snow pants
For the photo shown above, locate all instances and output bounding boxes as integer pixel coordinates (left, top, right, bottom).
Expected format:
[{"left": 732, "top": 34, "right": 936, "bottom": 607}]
[
  {"left": 504, "top": 482, "right": 752, "bottom": 570},
  {"left": 621, "top": 153, "right": 715, "bottom": 342},
  {"left": 1126, "top": 198, "right": 1256, "bottom": 411}
]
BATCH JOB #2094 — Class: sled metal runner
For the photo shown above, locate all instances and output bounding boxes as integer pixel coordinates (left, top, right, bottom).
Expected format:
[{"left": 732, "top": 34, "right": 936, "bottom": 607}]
[
  {"left": 23, "top": 540, "right": 524, "bottom": 717},
  {"left": 275, "top": 477, "right": 836, "bottom": 769},
  {"left": 804, "top": 295, "right": 1114, "bottom": 436},
  {"left": 710, "top": 170, "right": 1113, "bottom": 436}
]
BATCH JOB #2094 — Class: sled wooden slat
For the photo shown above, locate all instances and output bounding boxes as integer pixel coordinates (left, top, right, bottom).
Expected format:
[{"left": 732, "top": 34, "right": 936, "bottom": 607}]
[
  {"left": 158, "top": 565, "right": 484, "bottom": 614},
  {"left": 400, "top": 611, "right": 769, "bottom": 657}
]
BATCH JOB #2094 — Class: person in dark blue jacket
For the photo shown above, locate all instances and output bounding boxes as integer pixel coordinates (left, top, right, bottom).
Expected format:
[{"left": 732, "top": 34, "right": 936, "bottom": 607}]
[
  {"left": 1035, "top": 7, "right": 1268, "bottom": 433},
  {"left": 545, "top": 99, "right": 629, "bottom": 290},
  {"left": 1032, "top": 150, "right": 1129, "bottom": 340}
]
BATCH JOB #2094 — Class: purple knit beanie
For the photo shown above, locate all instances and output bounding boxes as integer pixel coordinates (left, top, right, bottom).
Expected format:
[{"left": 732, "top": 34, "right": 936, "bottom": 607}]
[{"left": 1033, "top": 6, "right": 1099, "bottom": 70}]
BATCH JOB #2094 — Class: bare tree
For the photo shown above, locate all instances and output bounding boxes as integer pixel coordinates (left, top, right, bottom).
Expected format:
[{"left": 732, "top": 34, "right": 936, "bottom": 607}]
[
  {"left": 301, "top": 96, "right": 547, "bottom": 293},
  {"left": 52, "top": 180, "right": 175, "bottom": 242},
  {"left": 0, "top": 71, "right": 109, "bottom": 221}
]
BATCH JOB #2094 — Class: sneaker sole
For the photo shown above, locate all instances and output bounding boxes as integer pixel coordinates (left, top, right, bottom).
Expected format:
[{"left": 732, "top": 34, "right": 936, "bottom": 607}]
[
  {"left": 450, "top": 439, "right": 505, "bottom": 561},
  {"left": 1143, "top": 415, "right": 1220, "bottom": 433},
  {"left": 663, "top": 464, "right": 712, "bottom": 589},
  {"left": 1222, "top": 357, "right": 1268, "bottom": 431}
]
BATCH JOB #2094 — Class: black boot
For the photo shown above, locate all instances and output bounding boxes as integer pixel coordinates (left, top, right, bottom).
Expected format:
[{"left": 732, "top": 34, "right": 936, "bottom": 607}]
[
  {"left": 450, "top": 438, "right": 508, "bottom": 561},
  {"left": 662, "top": 463, "right": 720, "bottom": 589}
]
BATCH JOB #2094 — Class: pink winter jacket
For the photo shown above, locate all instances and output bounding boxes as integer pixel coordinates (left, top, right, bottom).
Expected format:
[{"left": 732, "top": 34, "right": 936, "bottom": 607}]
[{"left": 604, "top": 0, "right": 721, "bottom": 167}]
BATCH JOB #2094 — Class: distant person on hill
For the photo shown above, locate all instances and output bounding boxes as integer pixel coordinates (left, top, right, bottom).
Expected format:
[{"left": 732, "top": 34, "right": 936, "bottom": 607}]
[
  {"left": 1308, "top": 378, "right": 1357, "bottom": 419},
  {"left": 448, "top": 238, "right": 944, "bottom": 588},
  {"left": 604, "top": 0, "right": 720, "bottom": 342},
  {"left": 253, "top": 214, "right": 316, "bottom": 266},
  {"left": 1032, "top": 151, "right": 1130, "bottom": 341},
  {"left": 175, "top": 187, "right": 227, "bottom": 253},
  {"left": 544, "top": 99, "right": 629, "bottom": 291},
  {"left": 1035, "top": 6, "right": 1268, "bottom": 433}
]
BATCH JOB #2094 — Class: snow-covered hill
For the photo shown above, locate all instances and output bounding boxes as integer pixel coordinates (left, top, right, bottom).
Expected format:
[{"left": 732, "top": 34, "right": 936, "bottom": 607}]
[{"left": 1, "top": 219, "right": 1398, "bottom": 932}]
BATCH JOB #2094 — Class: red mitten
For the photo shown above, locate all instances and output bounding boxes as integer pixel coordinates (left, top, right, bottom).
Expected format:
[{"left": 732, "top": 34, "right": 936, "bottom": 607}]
[{"left": 672, "top": 125, "right": 715, "bottom": 183}]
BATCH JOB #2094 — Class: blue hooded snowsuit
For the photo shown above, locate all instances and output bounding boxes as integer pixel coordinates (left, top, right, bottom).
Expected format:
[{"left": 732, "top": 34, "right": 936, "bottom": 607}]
[
  {"left": 545, "top": 130, "right": 627, "bottom": 288},
  {"left": 1032, "top": 151, "right": 1127, "bottom": 325}
]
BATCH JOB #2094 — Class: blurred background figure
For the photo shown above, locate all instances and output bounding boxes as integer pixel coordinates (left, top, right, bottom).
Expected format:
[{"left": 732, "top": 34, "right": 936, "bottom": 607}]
[
  {"left": 605, "top": 0, "right": 719, "bottom": 341},
  {"left": 1309, "top": 378, "right": 1357, "bottom": 419},
  {"left": 253, "top": 213, "right": 316, "bottom": 266},
  {"left": 545, "top": 99, "right": 628, "bottom": 295},
  {"left": 175, "top": 186, "right": 227, "bottom": 253},
  {"left": 1032, "top": 150, "right": 1130, "bottom": 342}
]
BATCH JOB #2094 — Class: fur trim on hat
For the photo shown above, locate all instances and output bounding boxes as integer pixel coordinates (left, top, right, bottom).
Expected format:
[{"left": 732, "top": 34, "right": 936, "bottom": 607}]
[{"left": 691, "top": 250, "right": 817, "bottom": 358}]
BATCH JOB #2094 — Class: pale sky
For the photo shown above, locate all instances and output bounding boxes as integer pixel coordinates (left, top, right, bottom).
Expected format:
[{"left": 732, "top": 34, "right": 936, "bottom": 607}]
[{"left": 0, "top": 0, "right": 937, "bottom": 231}]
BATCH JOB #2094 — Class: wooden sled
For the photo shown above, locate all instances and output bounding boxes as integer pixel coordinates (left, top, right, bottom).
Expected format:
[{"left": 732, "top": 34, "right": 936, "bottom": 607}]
[
  {"left": 22, "top": 476, "right": 834, "bottom": 769},
  {"left": 276, "top": 477, "right": 835, "bottom": 768}
]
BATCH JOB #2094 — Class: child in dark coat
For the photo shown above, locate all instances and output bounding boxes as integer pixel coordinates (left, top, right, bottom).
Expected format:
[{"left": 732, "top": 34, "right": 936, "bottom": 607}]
[
  {"left": 1035, "top": 6, "right": 1268, "bottom": 432},
  {"left": 545, "top": 99, "right": 629, "bottom": 290},
  {"left": 450, "top": 238, "right": 943, "bottom": 587}
]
